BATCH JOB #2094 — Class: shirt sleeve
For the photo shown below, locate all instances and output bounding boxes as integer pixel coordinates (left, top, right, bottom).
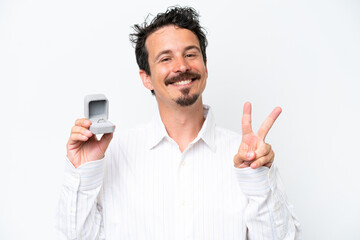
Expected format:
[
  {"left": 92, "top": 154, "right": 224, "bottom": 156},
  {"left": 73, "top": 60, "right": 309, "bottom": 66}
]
[
  {"left": 56, "top": 157, "right": 106, "bottom": 240},
  {"left": 233, "top": 163, "right": 301, "bottom": 239}
]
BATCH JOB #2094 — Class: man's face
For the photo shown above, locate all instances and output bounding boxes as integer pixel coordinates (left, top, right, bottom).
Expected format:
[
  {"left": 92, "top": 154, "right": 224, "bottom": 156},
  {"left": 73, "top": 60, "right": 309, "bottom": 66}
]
[{"left": 140, "top": 25, "right": 208, "bottom": 107}]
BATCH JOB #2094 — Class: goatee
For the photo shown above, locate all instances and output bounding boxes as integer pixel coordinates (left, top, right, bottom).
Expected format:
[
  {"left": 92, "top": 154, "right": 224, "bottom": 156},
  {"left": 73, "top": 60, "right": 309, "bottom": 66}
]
[{"left": 175, "top": 88, "right": 199, "bottom": 106}]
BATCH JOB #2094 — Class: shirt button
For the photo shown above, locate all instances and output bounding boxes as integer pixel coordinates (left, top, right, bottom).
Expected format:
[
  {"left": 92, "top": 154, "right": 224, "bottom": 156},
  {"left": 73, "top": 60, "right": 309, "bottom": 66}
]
[
  {"left": 180, "top": 161, "right": 186, "bottom": 166},
  {"left": 274, "top": 204, "right": 279, "bottom": 211},
  {"left": 181, "top": 200, "right": 187, "bottom": 206},
  {"left": 72, "top": 173, "right": 79, "bottom": 180}
]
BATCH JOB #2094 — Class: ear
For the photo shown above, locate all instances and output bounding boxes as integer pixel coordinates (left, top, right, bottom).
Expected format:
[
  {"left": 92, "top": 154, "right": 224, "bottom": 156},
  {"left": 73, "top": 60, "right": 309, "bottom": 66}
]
[
  {"left": 204, "top": 62, "right": 208, "bottom": 78},
  {"left": 139, "top": 70, "right": 154, "bottom": 91}
]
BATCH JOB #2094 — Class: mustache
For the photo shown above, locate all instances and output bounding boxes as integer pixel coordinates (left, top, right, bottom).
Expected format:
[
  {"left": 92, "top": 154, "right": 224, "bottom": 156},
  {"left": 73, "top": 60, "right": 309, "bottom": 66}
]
[{"left": 164, "top": 72, "right": 201, "bottom": 86}]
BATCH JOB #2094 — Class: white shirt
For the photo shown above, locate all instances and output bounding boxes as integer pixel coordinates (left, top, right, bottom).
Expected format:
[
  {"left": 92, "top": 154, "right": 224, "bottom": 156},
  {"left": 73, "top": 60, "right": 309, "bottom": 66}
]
[{"left": 57, "top": 105, "right": 301, "bottom": 240}]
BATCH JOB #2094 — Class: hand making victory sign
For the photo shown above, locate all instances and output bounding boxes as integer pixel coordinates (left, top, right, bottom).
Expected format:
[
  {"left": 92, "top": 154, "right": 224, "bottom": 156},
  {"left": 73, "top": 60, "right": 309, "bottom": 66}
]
[{"left": 234, "top": 102, "right": 282, "bottom": 169}]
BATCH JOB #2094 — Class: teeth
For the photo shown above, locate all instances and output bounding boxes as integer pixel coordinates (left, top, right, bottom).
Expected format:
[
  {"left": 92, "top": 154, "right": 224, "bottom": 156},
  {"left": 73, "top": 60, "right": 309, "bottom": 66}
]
[{"left": 173, "top": 80, "right": 192, "bottom": 85}]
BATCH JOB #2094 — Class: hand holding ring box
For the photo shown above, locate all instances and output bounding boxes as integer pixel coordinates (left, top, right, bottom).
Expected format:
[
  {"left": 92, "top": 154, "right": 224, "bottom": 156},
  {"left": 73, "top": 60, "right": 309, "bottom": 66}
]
[{"left": 84, "top": 94, "right": 115, "bottom": 134}]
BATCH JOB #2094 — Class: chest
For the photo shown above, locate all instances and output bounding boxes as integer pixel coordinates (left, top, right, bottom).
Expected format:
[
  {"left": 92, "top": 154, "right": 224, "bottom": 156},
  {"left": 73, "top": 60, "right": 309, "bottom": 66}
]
[{"left": 102, "top": 142, "right": 248, "bottom": 240}]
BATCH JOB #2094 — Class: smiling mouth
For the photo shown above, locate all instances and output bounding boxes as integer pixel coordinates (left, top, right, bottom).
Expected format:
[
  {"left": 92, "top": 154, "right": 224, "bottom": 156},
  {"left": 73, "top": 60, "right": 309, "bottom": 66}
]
[
  {"left": 171, "top": 79, "right": 195, "bottom": 86},
  {"left": 165, "top": 72, "right": 201, "bottom": 86}
]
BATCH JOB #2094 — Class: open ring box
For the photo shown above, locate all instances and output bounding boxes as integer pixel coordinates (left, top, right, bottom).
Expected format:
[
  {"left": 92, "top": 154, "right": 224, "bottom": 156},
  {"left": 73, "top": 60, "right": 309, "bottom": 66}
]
[{"left": 84, "top": 94, "right": 115, "bottom": 134}]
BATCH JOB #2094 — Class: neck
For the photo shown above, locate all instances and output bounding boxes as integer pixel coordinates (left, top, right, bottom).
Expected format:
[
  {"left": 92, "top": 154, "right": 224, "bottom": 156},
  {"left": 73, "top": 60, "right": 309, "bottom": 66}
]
[{"left": 157, "top": 97, "right": 205, "bottom": 152}]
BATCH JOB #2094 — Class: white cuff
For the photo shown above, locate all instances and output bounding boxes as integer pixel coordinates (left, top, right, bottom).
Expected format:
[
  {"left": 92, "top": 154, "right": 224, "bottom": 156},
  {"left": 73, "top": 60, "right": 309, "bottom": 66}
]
[
  {"left": 233, "top": 166, "right": 271, "bottom": 196},
  {"left": 63, "top": 157, "right": 105, "bottom": 191}
]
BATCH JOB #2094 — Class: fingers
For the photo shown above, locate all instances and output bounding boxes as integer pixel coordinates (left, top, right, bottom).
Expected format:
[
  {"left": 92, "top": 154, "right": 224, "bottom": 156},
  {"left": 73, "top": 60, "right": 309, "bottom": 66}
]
[
  {"left": 254, "top": 143, "right": 271, "bottom": 159},
  {"left": 233, "top": 153, "right": 254, "bottom": 168},
  {"left": 67, "top": 119, "right": 93, "bottom": 146},
  {"left": 242, "top": 102, "right": 253, "bottom": 135},
  {"left": 234, "top": 146, "right": 256, "bottom": 168},
  {"left": 71, "top": 126, "right": 93, "bottom": 138},
  {"left": 234, "top": 144, "right": 274, "bottom": 169},
  {"left": 239, "top": 148, "right": 256, "bottom": 161},
  {"left": 75, "top": 118, "right": 92, "bottom": 128},
  {"left": 257, "top": 107, "right": 282, "bottom": 140},
  {"left": 250, "top": 148, "right": 274, "bottom": 169},
  {"left": 69, "top": 132, "right": 90, "bottom": 143},
  {"left": 251, "top": 143, "right": 271, "bottom": 168},
  {"left": 238, "top": 103, "right": 280, "bottom": 169}
]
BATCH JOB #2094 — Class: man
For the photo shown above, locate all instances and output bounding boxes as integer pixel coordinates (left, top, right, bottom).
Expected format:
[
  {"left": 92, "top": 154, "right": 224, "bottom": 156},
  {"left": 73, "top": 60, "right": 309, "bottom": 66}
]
[{"left": 57, "top": 6, "right": 300, "bottom": 239}]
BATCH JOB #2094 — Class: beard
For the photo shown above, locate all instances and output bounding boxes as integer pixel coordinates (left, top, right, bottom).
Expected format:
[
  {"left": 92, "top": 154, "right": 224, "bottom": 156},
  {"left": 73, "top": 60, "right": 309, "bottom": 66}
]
[
  {"left": 174, "top": 87, "right": 200, "bottom": 106},
  {"left": 165, "top": 71, "right": 201, "bottom": 107},
  {"left": 175, "top": 94, "right": 199, "bottom": 106}
]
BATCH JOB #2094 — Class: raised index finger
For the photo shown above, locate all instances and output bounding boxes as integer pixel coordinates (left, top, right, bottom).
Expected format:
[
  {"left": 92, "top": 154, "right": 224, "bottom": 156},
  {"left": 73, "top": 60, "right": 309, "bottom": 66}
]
[
  {"left": 257, "top": 106, "right": 282, "bottom": 140},
  {"left": 242, "top": 102, "right": 253, "bottom": 135}
]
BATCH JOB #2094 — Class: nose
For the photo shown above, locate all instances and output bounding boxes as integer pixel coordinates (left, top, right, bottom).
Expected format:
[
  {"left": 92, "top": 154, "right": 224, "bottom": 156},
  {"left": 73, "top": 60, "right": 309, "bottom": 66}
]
[{"left": 173, "top": 57, "right": 190, "bottom": 73}]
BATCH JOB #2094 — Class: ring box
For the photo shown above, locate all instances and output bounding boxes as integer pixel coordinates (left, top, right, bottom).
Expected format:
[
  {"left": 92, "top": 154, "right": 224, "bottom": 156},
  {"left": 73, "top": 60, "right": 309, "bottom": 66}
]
[{"left": 84, "top": 94, "right": 115, "bottom": 134}]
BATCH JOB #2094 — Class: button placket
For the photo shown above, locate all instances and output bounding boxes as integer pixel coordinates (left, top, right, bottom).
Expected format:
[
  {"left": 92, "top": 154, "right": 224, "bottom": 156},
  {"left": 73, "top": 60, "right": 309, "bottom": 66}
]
[{"left": 179, "top": 152, "right": 194, "bottom": 238}]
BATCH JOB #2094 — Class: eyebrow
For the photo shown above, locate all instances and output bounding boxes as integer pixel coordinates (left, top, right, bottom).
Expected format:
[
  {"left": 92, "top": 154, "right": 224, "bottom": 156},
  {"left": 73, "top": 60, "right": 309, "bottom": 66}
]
[
  {"left": 184, "top": 45, "right": 201, "bottom": 53},
  {"left": 154, "top": 45, "right": 201, "bottom": 62},
  {"left": 154, "top": 50, "right": 172, "bottom": 62}
]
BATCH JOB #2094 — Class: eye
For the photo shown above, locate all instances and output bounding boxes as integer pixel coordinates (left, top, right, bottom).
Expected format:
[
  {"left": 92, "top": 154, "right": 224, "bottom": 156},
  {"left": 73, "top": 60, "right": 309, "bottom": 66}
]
[
  {"left": 160, "top": 57, "right": 171, "bottom": 62},
  {"left": 185, "top": 52, "right": 198, "bottom": 58}
]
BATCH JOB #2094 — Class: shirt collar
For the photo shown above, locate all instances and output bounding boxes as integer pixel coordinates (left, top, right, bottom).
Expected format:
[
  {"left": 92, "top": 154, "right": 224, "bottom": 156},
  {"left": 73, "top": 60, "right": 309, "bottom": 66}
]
[{"left": 148, "top": 105, "right": 216, "bottom": 152}]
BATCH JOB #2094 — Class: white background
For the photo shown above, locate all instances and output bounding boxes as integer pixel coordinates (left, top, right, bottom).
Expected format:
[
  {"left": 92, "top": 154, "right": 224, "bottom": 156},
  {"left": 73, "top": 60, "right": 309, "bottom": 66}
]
[{"left": 1, "top": 0, "right": 359, "bottom": 239}]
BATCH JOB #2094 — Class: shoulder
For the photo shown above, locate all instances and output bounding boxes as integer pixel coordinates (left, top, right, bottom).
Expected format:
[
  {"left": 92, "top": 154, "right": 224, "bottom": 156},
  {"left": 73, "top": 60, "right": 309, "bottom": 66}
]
[
  {"left": 111, "top": 122, "right": 151, "bottom": 147},
  {"left": 214, "top": 125, "right": 242, "bottom": 149},
  {"left": 215, "top": 125, "right": 242, "bottom": 141}
]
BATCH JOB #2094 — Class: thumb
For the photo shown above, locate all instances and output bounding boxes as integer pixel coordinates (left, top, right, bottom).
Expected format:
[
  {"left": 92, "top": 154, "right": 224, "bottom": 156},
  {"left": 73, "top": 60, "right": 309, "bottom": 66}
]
[
  {"left": 98, "top": 132, "right": 114, "bottom": 151},
  {"left": 246, "top": 151, "right": 256, "bottom": 161},
  {"left": 238, "top": 148, "right": 255, "bottom": 161},
  {"left": 234, "top": 148, "right": 255, "bottom": 166}
]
